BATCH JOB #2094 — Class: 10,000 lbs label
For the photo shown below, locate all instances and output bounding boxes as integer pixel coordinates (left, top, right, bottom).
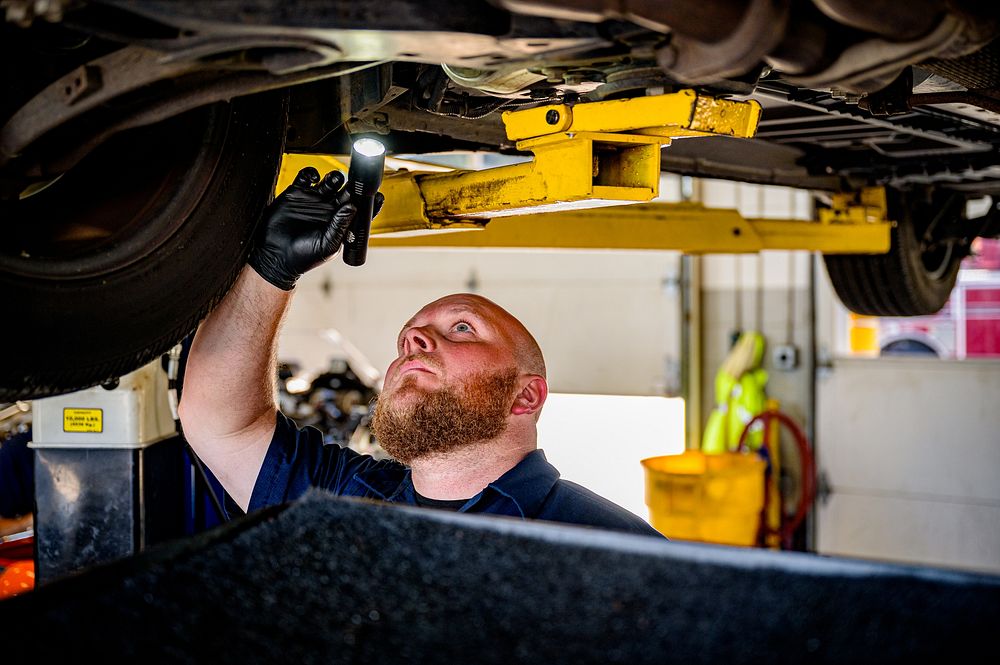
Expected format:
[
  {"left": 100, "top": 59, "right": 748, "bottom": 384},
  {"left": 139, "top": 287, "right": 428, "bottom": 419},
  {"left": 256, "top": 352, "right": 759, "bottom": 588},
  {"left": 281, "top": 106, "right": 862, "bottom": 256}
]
[{"left": 63, "top": 408, "right": 103, "bottom": 433}]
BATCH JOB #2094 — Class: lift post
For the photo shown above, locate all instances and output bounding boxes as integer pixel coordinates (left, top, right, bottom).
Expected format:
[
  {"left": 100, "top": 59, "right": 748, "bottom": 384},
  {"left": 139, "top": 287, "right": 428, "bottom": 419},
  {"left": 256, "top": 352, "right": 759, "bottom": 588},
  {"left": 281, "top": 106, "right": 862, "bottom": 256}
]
[{"left": 30, "top": 360, "right": 185, "bottom": 584}]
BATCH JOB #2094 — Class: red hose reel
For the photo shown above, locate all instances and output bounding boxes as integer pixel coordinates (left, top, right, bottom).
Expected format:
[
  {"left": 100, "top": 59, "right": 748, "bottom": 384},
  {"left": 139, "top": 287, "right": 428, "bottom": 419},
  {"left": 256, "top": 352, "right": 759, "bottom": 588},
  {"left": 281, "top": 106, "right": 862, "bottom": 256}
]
[{"left": 737, "top": 409, "right": 816, "bottom": 550}]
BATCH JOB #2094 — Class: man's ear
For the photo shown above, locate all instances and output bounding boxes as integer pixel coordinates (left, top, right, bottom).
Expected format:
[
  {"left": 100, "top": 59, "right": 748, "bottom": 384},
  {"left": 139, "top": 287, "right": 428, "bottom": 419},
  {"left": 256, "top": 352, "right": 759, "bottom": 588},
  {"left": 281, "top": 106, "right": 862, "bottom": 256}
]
[{"left": 511, "top": 376, "right": 547, "bottom": 417}]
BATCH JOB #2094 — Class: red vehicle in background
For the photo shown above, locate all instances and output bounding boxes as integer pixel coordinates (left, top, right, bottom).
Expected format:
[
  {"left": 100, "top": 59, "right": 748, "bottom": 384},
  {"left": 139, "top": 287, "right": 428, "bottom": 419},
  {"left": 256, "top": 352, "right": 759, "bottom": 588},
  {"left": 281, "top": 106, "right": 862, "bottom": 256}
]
[{"left": 880, "top": 239, "right": 1000, "bottom": 359}]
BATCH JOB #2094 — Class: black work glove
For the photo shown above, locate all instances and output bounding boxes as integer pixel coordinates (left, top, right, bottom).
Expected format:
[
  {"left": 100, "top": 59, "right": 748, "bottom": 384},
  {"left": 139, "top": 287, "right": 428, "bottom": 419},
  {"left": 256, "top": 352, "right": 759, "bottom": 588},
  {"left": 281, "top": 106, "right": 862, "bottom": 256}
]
[{"left": 249, "top": 166, "right": 383, "bottom": 290}]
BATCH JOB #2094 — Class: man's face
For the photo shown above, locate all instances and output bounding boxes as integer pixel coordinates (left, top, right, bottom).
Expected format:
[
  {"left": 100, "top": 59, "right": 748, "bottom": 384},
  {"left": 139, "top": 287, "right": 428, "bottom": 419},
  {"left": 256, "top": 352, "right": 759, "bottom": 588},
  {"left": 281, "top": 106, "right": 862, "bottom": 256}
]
[
  {"left": 380, "top": 295, "right": 522, "bottom": 406},
  {"left": 370, "top": 295, "right": 523, "bottom": 463}
]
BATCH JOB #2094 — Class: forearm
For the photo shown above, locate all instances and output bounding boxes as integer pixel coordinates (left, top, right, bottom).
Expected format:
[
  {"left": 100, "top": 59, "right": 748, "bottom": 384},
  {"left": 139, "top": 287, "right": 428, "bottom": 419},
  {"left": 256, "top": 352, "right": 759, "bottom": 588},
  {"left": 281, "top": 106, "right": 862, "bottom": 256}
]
[
  {"left": 182, "top": 267, "right": 291, "bottom": 426},
  {"left": 178, "top": 266, "right": 294, "bottom": 510}
]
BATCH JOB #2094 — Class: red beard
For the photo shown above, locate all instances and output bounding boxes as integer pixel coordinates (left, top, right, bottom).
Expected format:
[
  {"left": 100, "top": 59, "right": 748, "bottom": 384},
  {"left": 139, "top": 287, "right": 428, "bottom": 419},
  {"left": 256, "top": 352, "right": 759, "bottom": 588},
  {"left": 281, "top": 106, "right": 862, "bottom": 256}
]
[{"left": 370, "top": 366, "right": 518, "bottom": 464}]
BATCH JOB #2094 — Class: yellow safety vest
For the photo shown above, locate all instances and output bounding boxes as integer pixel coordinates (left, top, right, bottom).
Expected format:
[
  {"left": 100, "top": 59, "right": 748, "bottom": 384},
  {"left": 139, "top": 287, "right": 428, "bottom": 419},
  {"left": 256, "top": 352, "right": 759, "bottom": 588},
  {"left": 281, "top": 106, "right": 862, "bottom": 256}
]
[{"left": 702, "top": 331, "right": 768, "bottom": 454}]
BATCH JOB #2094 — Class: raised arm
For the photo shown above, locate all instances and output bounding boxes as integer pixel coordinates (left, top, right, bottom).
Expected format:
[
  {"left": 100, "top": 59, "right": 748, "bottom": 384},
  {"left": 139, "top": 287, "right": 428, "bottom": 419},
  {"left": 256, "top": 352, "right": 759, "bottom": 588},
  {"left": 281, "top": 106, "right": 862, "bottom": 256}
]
[
  {"left": 179, "top": 266, "right": 292, "bottom": 512},
  {"left": 178, "top": 167, "right": 365, "bottom": 511}
]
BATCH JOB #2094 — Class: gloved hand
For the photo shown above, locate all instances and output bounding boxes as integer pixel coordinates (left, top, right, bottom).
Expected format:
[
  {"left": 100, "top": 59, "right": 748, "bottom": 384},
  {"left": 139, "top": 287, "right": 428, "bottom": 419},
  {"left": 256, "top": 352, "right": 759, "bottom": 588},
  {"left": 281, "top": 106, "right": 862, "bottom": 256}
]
[{"left": 249, "top": 166, "right": 383, "bottom": 290}]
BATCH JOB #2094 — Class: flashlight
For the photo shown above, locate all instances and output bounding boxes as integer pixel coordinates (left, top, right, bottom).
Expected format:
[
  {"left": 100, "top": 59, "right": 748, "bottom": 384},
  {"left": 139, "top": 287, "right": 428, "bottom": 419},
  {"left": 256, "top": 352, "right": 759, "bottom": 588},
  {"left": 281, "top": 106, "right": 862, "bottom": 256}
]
[{"left": 342, "top": 137, "right": 386, "bottom": 267}]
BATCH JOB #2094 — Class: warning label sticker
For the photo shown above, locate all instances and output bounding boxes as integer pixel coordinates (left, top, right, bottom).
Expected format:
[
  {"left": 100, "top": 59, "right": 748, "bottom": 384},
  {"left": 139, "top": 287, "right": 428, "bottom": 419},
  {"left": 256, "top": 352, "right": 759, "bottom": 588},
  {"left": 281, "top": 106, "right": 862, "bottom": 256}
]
[{"left": 63, "top": 408, "right": 103, "bottom": 433}]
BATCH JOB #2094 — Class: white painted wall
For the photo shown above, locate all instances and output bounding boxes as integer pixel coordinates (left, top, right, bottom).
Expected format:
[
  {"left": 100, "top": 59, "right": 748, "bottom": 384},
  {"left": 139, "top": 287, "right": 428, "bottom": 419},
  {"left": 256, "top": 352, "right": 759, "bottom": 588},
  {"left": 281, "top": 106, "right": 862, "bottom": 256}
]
[
  {"left": 538, "top": 394, "right": 685, "bottom": 521},
  {"left": 814, "top": 253, "right": 851, "bottom": 362},
  {"left": 699, "top": 179, "right": 814, "bottom": 296},
  {"left": 281, "top": 248, "right": 684, "bottom": 396},
  {"left": 813, "top": 253, "right": 1000, "bottom": 573},
  {"left": 816, "top": 357, "right": 1000, "bottom": 574}
]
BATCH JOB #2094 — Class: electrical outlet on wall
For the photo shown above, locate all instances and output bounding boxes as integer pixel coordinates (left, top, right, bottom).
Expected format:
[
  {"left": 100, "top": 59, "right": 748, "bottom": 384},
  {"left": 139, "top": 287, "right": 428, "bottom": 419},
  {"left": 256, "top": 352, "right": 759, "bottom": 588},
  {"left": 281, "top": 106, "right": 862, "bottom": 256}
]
[{"left": 773, "top": 344, "right": 799, "bottom": 371}]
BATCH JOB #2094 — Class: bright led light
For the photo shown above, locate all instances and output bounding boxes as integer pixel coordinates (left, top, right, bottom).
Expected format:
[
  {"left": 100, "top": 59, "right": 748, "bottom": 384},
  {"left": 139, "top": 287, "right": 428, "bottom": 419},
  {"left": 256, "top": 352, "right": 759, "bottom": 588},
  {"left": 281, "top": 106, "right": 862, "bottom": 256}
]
[
  {"left": 352, "top": 138, "right": 385, "bottom": 157},
  {"left": 285, "top": 377, "right": 311, "bottom": 394}
]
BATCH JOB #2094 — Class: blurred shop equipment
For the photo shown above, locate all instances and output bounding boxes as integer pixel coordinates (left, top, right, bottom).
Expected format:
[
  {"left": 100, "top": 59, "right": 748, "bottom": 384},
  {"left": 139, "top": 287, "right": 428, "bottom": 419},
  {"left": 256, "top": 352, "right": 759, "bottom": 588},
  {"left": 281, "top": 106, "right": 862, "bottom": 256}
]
[
  {"left": 278, "top": 329, "right": 385, "bottom": 458},
  {"left": 29, "top": 360, "right": 184, "bottom": 585},
  {"left": 643, "top": 330, "right": 769, "bottom": 546},
  {"left": 0, "top": 400, "right": 31, "bottom": 435},
  {"left": 642, "top": 449, "right": 766, "bottom": 546},
  {"left": 701, "top": 331, "right": 768, "bottom": 455},
  {"left": 643, "top": 406, "right": 815, "bottom": 550},
  {"left": 645, "top": 324, "right": 815, "bottom": 549},
  {"left": 736, "top": 410, "right": 816, "bottom": 551}
]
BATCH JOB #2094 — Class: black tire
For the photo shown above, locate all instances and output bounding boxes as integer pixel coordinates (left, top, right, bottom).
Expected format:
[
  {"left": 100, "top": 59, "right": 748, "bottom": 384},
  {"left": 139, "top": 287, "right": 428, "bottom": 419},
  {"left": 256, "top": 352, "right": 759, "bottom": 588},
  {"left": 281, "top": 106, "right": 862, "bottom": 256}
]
[
  {"left": 823, "top": 190, "right": 963, "bottom": 316},
  {"left": 0, "top": 92, "right": 288, "bottom": 401}
]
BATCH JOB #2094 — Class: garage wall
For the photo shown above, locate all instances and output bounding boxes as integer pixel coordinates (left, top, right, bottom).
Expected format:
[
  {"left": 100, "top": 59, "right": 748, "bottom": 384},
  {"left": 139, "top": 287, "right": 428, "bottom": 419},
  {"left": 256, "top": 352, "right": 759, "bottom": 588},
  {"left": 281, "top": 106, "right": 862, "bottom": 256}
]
[
  {"left": 280, "top": 248, "right": 684, "bottom": 396},
  {"left": 813, "top": 262, "right": 1000, "bottom": 573},
  {"left": 697, "top": 181, "right": 816, "bottom": 445},
  {"left": 699, "top": 252, "right": 814, "bottom": 434},
  {"left": 815, "top": 357, "right": 1000, "bottom": 574}
]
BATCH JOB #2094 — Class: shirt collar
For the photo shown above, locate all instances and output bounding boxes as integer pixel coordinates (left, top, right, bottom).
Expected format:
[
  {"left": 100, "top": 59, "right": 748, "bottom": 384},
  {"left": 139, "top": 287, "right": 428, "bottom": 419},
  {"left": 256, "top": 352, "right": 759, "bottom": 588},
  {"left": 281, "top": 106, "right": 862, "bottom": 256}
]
[
  {"left": 482, "top": 449, "right": 560, "bottom": 518},
  {"left": 352, "top": 449, "right": 560, "bottom": 518},
  {"left": 352, "top": 465, "right": 414, "bottom": 503}
]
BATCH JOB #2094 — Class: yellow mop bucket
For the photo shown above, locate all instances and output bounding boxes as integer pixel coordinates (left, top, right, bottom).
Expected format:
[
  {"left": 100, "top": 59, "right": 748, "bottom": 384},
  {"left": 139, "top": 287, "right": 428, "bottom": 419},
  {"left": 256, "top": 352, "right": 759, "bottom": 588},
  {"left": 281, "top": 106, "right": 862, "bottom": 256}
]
[{"left": 641, "top": 450, "right": 766, "bottom": 546}]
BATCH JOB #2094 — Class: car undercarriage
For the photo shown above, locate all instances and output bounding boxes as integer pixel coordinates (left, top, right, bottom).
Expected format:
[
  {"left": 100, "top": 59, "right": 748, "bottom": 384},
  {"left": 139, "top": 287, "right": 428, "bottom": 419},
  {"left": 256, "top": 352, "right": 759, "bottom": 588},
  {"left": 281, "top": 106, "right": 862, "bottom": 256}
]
[{"left": 2, "top": 0, "right": 1000, "bottom": 398}]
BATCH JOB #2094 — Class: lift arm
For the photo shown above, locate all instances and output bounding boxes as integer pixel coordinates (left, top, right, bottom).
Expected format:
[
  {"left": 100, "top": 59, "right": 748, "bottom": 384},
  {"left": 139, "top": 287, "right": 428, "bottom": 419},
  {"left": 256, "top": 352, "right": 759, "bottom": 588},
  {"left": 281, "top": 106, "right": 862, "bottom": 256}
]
[
  {"left": 369, "top": 201, "right": 891, "bottom": 254},
  {"left": 280, "top": 91, "right": 890, "bottom": 254},
  {"left": 367, "top": 89, "right": 761, "bottom": 232}
]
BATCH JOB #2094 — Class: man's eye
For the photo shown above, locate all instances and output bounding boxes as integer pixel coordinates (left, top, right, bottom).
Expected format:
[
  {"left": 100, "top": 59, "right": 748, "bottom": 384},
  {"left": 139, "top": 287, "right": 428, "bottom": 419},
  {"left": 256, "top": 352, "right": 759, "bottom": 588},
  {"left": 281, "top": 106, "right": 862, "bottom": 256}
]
[{"left": 453, "top": 322, "right": 473, "bottom": 333}]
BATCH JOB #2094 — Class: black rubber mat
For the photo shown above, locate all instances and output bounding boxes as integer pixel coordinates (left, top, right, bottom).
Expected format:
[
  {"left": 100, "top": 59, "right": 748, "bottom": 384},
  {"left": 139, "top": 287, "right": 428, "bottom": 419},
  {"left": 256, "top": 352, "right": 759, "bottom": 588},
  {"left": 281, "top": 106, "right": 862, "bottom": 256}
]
[{"left": 2, "top": 490, "right": 998, "bottom": 663}]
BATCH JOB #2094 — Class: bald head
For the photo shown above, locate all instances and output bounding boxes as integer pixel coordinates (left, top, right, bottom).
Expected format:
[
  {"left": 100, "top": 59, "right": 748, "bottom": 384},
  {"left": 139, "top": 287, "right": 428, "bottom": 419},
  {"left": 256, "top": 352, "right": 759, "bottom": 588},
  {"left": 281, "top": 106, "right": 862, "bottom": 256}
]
[{"left": 410, "top": 293, "right": 546, "bottom": 379}]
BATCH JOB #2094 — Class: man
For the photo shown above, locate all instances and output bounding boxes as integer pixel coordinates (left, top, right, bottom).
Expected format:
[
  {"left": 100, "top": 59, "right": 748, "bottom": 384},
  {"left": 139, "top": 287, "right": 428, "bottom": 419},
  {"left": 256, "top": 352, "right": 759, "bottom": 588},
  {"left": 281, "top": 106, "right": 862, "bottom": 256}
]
[{"left": 179, "top": 167, "right": 661, "bottom": 537}]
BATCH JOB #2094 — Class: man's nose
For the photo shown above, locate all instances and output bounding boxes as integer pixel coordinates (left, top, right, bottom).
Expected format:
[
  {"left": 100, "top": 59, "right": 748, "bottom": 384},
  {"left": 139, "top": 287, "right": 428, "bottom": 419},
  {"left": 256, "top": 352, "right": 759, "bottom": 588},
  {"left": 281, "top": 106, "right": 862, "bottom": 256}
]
[{"left": 402, "top": 326, "right": 436, "bottom": 354}]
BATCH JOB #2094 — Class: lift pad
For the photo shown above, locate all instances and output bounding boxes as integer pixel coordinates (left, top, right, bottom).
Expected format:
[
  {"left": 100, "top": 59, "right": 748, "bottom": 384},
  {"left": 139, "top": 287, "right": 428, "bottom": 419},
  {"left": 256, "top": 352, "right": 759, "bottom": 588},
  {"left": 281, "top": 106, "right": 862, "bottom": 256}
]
[{"left": 502, "top": 89, "right": 761, "bottom": 141}]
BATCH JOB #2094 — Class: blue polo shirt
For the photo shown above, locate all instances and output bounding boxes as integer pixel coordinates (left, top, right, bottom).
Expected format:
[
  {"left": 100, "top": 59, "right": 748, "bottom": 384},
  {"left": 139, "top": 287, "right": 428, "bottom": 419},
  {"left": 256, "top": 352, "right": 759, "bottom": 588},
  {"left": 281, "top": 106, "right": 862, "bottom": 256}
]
[{"left": 249, "top": 412, "right": 663, "bottom": 537}]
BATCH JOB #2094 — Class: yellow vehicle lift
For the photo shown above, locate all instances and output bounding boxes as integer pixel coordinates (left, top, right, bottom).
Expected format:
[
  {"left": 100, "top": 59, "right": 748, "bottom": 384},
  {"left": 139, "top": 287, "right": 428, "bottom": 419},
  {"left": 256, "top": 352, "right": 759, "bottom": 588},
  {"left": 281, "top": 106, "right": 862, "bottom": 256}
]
[
  {"left": 372, "top": 88, "right": 761, "bottom": 230},
  {"left": 370, "top": 199, "right": 890, "bottom": 254},
  {"left": 279, "top": 90, "right": 891, "bottom": 254}
]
